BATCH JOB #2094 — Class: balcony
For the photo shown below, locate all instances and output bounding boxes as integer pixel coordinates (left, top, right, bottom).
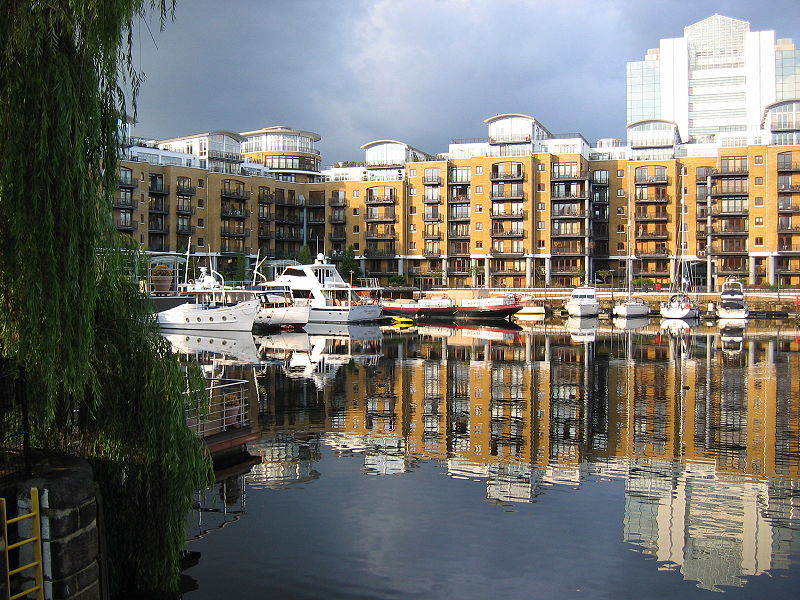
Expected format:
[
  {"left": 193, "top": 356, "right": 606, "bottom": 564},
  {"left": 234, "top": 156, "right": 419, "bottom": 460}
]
[
  {"left": 551, "top": 170, "right": 588, "bottom": 181},
  {"left": 448, "top": 194, "right": 470, "bottom": 203},
  {"left": 490, "top": 190, "right": 524, "bottom": 200},
  {"left": 176, "top": 224, "right": 195, "bottom": 236},
  {"left": 220, "top": 227, "right": 249, "bottom": 238},
  {"left": 422, "top": 214, "right": 441, "bottom": 223},
  {"left": 635, "top": 248, "right": 669, "bottom": 257},
  {"left": 490, "top": 170, "right": 524, "bottom": 182},
  {"left": 365, "top": 230, "right": 396, "bottom": 240},
  {"left": 551, "top": 229, "right": 586, "bottom": 238},
  {"left": 365, "top": 195, "right": 397, "bottom": 205},
  {"left": 275, "top": 214, "right": 303, "bottom": 225},
  {"left": 712, "top": 207, "right": 749, "bottom": 217},
  {"left": 329, "top": 196, "right": 347, "bottom": 207},
  {"left": 778, "top": 244, "right": 800, "bottom": 253},
  {"left": 176, "top": 183, "right": 196, "bottom": 196},
  {"left": 490, "top": 210, "right": 527, "bottom": 219},
  {"left": 423, "top": 196, "right": 442, "bottom": 204},
  {"left": 119, "top": 176, "right": 137, "bottom": 189},
  {"left": 634, "top": 175, "right": 668, "bottom": 185},
  {"left": 489, "top": 134, "right": 531, "bottom": 144},
  {"left": 490, "top": 248, "right": 524, "bottom": 256},
  {"left": 635, "top": 195, "right": 668, "bottom": 204},
  {"left": 423, "top": 249, "right": 442, "bottom": 258},
  {"left": 220, "top": 242, "right": 246, "bottom": 253},
  {"left": 329, "top": 231, "right": 346, "bottom": 241},
  {"left": 221, "top": 207, "right": 249, "bottom": 219},
  {"left": 423, "top": 175, "right": 442, "bottom": 185},
  {"left": 635, "top": 231, "right": 669, "bottom": 240},
  {"left": 779, "top": 225, "right": 800, "bottom": 234},
  {"left": 275, "top": 232, "right": 303, "bottom": 242},
  {"left": 329, "top": 214, "right": 346, "bottom": 224},
  {"left": 113, "top": 219, "right": 137, "bottom": 232},
  {"left": 447, "top": 230, "right": 469, "bottom": 239},
  {"left": 307, "top": 214, "right": 326, "bottom": 224},
  {"left": 551, "top": 192, "right": 588, "bottom": 200},
  {"left": 258, "top": 210, "right": 274, "bottom": 222},
  {"left": 148, "top": 201, "right": 169, "bottom": 214},
  {"left": 366, "top": 212, "right": 397, "bottom": 223},
  {"left": 551, "top": 211, "right": 587, "bottom": 219},
  {"left": 220, "top": 187, "right": 250, "bottom": 200},
  {"left": 274, "top": 196, "right": 303, "bottom": 207},
  {"left": 258, "top": 229, "right": 275, "bottom": 240},
  {"left": 423, "top": 231, "right": 442, "bottom": 240},
  {"left": 551, "top": 246, "right": 585, "bottom": 255},
  {"left": 364, "top": 248, "right": 396, "bottom": 258},
  {"left": 490, "top": 230, "right": 525, "bottom": 238},
  {"left": 779, "top": 203, "right": 800, "bottom": 213},
  {"left": 148, "top": 222, "right": 168, "bottom": 234},
  {"left": 148, "top": 182, "right": 170, "bottom": 195},
  {"left": 778, "top": 162, "right": 800, "bottom": 173},
  {"left": 710, "top": 187, "right": 748, "bottom": 197},
  {"left": 709, "top": 167, "right": 749, "bottom": 177},
  {"left": 113, "top": 197, "right": 135, "bottom": 209},
  {"left": 778, "top": 183, "right": 800, "bottom": 193},
  {"left": 448, "top": 247, "right": 470, "bottom": 256},
  {"left": 175, "top": 203, "right": 194, "bottom": 216},
  {"left": 709, "top": 246, "right": 748, "bottom": 255},
  {"left": 635, "top": 212, "right": 668, "bottom": 221},
  {"left": 710, "top": 226, "right": 748, "bottom": 235}
]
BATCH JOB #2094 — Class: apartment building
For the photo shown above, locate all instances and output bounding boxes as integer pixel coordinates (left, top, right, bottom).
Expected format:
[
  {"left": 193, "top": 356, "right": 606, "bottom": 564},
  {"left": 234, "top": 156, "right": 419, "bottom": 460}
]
[{"left": 113, "top": 14, "right": 800, "bottom": 289}]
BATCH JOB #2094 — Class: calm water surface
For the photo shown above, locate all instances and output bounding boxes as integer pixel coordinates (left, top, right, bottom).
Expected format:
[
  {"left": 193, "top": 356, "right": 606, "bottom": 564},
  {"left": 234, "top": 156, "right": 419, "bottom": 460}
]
[{"left": 173, "top": 319, "right": 800, "bottom": 599}]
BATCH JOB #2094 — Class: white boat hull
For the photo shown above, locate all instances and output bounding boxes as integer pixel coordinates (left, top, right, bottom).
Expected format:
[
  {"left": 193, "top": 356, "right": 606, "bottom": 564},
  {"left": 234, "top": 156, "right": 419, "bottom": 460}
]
[
  {"left": 308, "top": 303, "right": 382, "bottom": 323},
  {"left": 716, "top": 307, "right": 749, "bottom": 320},
  {"left": 612, "top": 300, "right": 650, "bottom": 318},
  {"left": 660, "top": 304, "right": 699, "bottom": 320},
  {"left": 255, "top": 304, "right": 311, "bottom": 327},
  {"left": 565, "top": 301, "right": 600, "bottom": 317},
  {"left": 157, "top": 299, "right": 260, "bottom": 332}
]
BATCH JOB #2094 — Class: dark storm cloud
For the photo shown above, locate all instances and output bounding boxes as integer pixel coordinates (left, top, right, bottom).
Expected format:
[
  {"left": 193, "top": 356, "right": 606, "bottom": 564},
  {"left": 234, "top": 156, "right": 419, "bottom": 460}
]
[{"left": 131, "top": 0, "right": 800, "bottom": 164}]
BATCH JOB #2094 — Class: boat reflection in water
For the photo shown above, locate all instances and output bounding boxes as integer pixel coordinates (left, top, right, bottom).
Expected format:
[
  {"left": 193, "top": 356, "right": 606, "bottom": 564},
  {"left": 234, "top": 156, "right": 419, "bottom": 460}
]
[{"left": 178, "top": 321, "right": 800, "bottom": 599}]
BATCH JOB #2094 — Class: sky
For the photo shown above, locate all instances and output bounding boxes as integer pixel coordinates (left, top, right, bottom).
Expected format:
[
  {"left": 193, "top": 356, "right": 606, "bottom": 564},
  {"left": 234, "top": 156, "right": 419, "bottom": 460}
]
[{"left": 131, "top": 0, "right": 800, "bottom": 164}]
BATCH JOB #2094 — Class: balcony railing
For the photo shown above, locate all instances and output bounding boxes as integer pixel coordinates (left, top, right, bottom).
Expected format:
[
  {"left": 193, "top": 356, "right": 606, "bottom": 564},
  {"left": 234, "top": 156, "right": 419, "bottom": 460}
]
[
  {"left": 176, "top": 183, "right": 196, "bottom": 196},
  {"left": 489, "top": 134, "right": 531, "bottom": 144},
  {"left": 329, "top": 214, "right": 346, "bottom": 224},
  {"left": 778, "top": 162, "right": 800, "bottom": 172},
  {"left": 423, "top": 175, "right": 442, "bottom": 185},
  {"left": 448, "top": 194, "right": 470, "bottom": 203},
  {"left": 258, "top": 229, "right": 275, "bottom": 239},
  {"left": 635, "top": 212, "right": 668, "bottom": 221},
  {"left": 709, "top": 167, "right": 749, "bottom": 177},
  {"left": 176, "top": 224, "right": 196, "bottom": 236},
  {"left": 423, "top": 196, "right": 442, "bottom": 204},
  {"left": 634, "top": 175, "right": 668, "bottom": 184},
  {"left": 635, "top": 195, "right": 668, "bottom": 203},
  {"left": 329, "top": 196, "right": 347, "bottom": 207},
  {"left": 551, "top": 246, "right": 585, "bottom": 255},
  {"left": 148, "top": 201, "right": 169, "bottom": 214},
  {"left": 220, "top": 227, "right": 249, "bottom": 238},
  {"left": 119, "top": 176, "right": 137, "bottom": 189},
  {"left": 710, "top": 225, "right": 749, "bottom": 235},
  {"left": 778, "top": 245, "right": 800, "bottom": 253},
  {"left": 258, "top": 210, "right": 274, "bottom": 221},
  {"left": 365, "top": 230, "right": 396, "bottom": 239},
  {"left": 710, "top": 246, "right": 748, "bottom": 255},
  {"left": 175, "top": 203, "right": 194, "bottom": 216},
  {"left": 258, "top": 192, "right": 274, "bottom": 204},
  {"left": 365, "top": 195, "right": 397, "bottom": 204},
  {"left": 363, "top": 248, "right": 396, "bottom": 258},
  {"left": 490, "top": 170, "right": 524, "bottom": 182},
  {"left": 551, "top": 211, "right": 587, "bottom": 219},
  {"left": 148, "top": 183, "right": 170, "bottom": 195},
  {"left": 366, "top": 213, "right": 398, "bottom": 222},
  {"left": 274, "top": 196, "right": 303, "bottom": 206},
  {"left": 551, "top": 170, "right": 588, "bottom": 181},
  {"left": 148, "top": 222, "right": 169, "bottom": 234},
  {"left": 779, "top": 225, "right": 800, "bottom": 233},
  {"left": 447, "top": 230, "right": 469, "bottom": 238},
  {"left": 635, "top": 248, "right": 669, "bottom": 257},
  {"left": 221, "top": 208, "right": 249, "bottom": 219},
  {"left": 489, "top": 248, "right": 524, "bottom": 256},
  {"left": 778, "top": 184, "right": 800, "bottom": 193},
  {"left": 329, "top": 231, "right": 346, "bottom": 241},
  {"left": 220, "top": 187, "right": 250, "bottom": 200},
  {"left": 779, "top": 203, "right": 800, "bottom": 213},
  {"left": 490, "top": 210, "right": 527, "bottom": 219},
  {"left": 710, "top": 187, "right": 748, "bottom": 197},
  {"left": 113, "top": 219, "right": 138, "bottom": 231},
  {"left": 551, "top": 192, "right": 588, "bottom": 200},
  {"left": 422, "top": 214, "right": 441, "bottom": 223},
  {"left": 635, "top": 231, "right": 669, "bottom": 240},
  {"left": 275, "top": 214, "right": 302, "bottom": 224},
  {"left": 551, "top": 230, "right": 586, "bottom": 237},
  {"left": 490, "top": 230, "right": 525, "bottom": 238},
  {"left": 113, "top": 198, "right": 135, "bottom": 209},
  {"left": 423, "top": 232, "right": 442, "bottom": 240},
  {"left": 423, "top": 249, "right": 442, "bottom": 257},
  {"left": 490, "top": 190, "right": 524, "bottom": 200}
]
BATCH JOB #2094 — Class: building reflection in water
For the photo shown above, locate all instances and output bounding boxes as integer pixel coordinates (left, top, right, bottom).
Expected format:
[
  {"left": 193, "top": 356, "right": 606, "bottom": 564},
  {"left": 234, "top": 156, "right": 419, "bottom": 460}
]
[{"left": 166, "top": 321, "right": 800, "bottom": 592}]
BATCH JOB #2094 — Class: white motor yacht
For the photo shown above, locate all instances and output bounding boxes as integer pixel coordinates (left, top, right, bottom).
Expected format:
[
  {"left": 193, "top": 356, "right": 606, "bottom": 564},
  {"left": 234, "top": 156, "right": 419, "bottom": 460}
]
[
  {"left": 564, "top": 286, "right": 600, "bottom": 317},
  {"left": 716, "top": 278, "right": 749, "bottom": 320},
  {"left": 273, "top": 254, "right": 383, "bottom": 323},
  {"left": 156, "top": 297, "right": 260, "bottom": 332}
]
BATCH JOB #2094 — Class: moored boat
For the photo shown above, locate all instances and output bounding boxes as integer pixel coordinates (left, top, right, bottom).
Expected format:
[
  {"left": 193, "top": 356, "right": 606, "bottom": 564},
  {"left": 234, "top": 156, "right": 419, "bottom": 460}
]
[
  {"left": 660, "top": 293, "right": 699, "bottom": 320},
  {"left": 565, "top": 286, "right": 600, "bottom": 317},
  {"left": 514, "top": 296, "right": 548, "bottom": 320},
  {"left": 382, "top": 297, "right": 457, "bottom": 319},
  {"left": 273, "top": 254, "right": 382, "bottom": 323},
  {"left": 716, "top": 278, "right": 749, "bottom": 320},
  {"left": 454, "top": 294, "right": 522, "bottom": 320},
  {"left": 156, "top": 297, "right": 260, "bottom": 332}
]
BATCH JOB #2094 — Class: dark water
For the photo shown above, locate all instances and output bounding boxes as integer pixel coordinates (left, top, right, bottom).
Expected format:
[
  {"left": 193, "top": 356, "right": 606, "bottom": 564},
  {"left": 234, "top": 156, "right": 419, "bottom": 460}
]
[{"left": 175, "top": 320, "right": 800, "bottom": 599}]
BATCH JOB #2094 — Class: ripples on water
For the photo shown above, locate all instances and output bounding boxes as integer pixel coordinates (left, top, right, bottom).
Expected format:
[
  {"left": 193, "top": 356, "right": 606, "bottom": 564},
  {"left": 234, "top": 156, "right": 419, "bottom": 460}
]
[{"left": 174, "top": 321, "right": 800, "bottom": 599}]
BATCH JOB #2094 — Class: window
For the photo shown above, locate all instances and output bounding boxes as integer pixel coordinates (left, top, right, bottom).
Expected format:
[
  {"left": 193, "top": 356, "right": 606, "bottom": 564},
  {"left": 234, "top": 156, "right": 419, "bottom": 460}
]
[
  {"left": 353, "top": 190, "right": 360, "bottom": 198},
  {"left": 476, "top": 241, "right": 482, "bottom": 249},
  {"left": 409, "top": 224, "right": 416, "bottom": 232},
  {"left": 617, "top": 189, "right": 625, "bottom": 196},
  {"left": 197, "top": 237, "right": 204, "bottom": 246},
  {"left": 616, "top": 207, "right": 625, "bottom": 214},
  {"left": 754, "top": 155, "right": 763, "bottom": 165},
  {"left": 617, "top": 170, "right": 624, "bottom": 178},
  {"left": 754, "top": 176, "right": 763, "bottom": 185},
  {"left": 198, "top": 178, "right": 204, "bottom": 188},
  {"left": 409, "top": 187, "right": 416, "bottom": 195},
  {"left": 537, "top": 240, "right": 545, "bottom": 248},
  {"left": 696, "top": 167, "right": 711, "bottom": 178},
  {"left": 616, "top": 224, "right": 625, "bottom": 233},
  {"left": 409, "top": 206, "right": 417, "bottom": 214},
  {"left": 617, "top": 242, "right": 625, "bottom": 251},
  {"left": 475, "top": 204, "right": 483, "bottom": 213},
  {"left": 352, "top": 208, "right": 359, "bottom": 216},
  {"left": 197, "top": 198, "right": 204, "bottom": 208},
  {"left": 537, "top": 221, "right": 545, "bottom": 230},
  {"left": 755, "top": 197, "right": 764, "bottom": 206},
  {"left": 409, "top": 241, "right": 416, "bottom": 250},
  {"left": 198, "top": 218, "right": 204, "bottom": 227},
  {"left": 537, "top": 202, "right": 545, "bottom": 211},
  {"left": 353, "top": 243, "right": 359, "bottom": 250},
  {"left": 475, "top": 166, "right": 483, "bottom": 175},
  {"left": 475, "top": 185, "right": 483, "bottom": 194},
  {"left": 475, "top": 222, "right": 483, "bottom": 231},
  {"left": 409, "top": 169, "right": 416, "bottom": 176},
  {"left": 755, "top": 237, "right": 763, "bottom": 246},
  {"left": 353, "top": 225, "right": 360, "bottom": 233},
  {"left": 537, "top": 164, "right": 545, "bottom": 172},
  {"left": 537, "top": 183, "right": 545, "bottom": 192},
  {"left": 755, "top": 217, "right": 764, "bottom": 226}
]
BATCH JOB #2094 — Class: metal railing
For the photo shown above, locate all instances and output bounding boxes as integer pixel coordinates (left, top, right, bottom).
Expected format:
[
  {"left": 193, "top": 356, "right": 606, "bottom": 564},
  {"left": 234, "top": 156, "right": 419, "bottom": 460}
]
[
  {"left": 186, "top": 379, "right": 248, "bottom": 440},
  {"left": 1, "top": 488, "right": 44, "bottom": 600}
]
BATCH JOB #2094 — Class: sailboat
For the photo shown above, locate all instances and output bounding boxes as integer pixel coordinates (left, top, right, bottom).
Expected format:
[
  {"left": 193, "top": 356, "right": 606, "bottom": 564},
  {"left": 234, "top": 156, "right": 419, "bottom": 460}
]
[
  {"left": 660, "top": 172, "right": 699, "bottom": 320},
  {"left": 613, "top": 215, "right": 649, "bottom": 318}
]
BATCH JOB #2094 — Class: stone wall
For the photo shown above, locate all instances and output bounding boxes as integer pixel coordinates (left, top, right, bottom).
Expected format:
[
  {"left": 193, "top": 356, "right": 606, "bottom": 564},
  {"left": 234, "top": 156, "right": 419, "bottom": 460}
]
[{"left": 0, "top": 454, "right": 103, "bottom": 600}]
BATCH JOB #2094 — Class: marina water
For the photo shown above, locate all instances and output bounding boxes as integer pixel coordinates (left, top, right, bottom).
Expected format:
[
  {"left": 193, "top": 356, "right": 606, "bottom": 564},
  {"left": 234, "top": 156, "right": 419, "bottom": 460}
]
[{"left": 176, "top": 321, "right": 800, "bottom": 599}]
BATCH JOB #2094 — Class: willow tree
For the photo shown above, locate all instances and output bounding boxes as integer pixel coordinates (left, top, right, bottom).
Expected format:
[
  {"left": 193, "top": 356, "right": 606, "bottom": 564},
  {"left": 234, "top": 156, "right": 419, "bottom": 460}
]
[{"left": 0, "top": 1, "right": 211, "bottom": 595}]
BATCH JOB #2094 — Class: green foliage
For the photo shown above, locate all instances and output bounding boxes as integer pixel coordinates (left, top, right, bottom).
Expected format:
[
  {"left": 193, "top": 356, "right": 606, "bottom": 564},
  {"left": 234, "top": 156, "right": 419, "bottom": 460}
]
[
  {"left": 340, "top": 245, "right": 362, "bottom": 281},
  {"left": 0, "top": 2, "right": 212, "bottom": 596},
  {"left": 388, "top": 275, "right": 407, "bottom": 287},
  {"left": 297, "top": 245, "right": 312, "bottom": 264}
]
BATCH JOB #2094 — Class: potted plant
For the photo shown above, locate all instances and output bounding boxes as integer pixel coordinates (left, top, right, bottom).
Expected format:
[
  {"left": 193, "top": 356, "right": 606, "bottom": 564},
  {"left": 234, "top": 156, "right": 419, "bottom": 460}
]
[{"left": 151, "top": 264, "right": 173, "bottom": 294}]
